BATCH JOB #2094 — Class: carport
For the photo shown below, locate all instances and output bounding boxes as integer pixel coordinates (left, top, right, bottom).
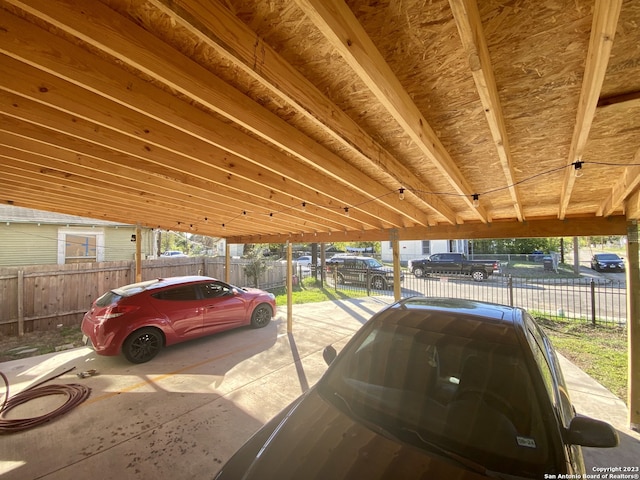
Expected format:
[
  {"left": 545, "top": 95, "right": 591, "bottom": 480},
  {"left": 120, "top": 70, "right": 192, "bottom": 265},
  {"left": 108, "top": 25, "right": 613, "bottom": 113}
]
[
  {"left": 0, "top": 0, "right": 638, "bottom": 440},
  {"left": 1, "top": 299, "right": 638, "bottom": 479}
]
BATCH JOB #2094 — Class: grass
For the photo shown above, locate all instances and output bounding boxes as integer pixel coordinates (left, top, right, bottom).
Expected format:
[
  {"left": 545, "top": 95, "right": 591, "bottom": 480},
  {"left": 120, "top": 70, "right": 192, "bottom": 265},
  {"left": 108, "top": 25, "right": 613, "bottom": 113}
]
[
  {"left": 271, "top": 276, "right": 370, "bottom": 306},
  {"left": 535, "top": 313, "right": 628, "bottom": 402},
  {"left": 0, "top": 326, "right": 85, "bottom": 362},
  {"left": 501, "top": 261, "right": 582, "bottom": 279}
]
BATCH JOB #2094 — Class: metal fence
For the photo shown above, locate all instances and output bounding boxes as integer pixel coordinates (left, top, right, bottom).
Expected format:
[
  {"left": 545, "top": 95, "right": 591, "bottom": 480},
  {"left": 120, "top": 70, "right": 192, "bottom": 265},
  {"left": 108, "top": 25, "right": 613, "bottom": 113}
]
[{"left": 324, "top": 268, "right": 627, "bottom": 327}]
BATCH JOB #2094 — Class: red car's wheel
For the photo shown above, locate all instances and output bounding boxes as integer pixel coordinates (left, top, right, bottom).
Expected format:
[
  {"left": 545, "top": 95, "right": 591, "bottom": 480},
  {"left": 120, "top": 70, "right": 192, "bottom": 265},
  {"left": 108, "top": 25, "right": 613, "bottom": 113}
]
[
  {"left": 251, "top": 304, "right": 272, "bottom": 328},
  {"left": 123, "top": 327, "right": 164, "bottom": 363}
]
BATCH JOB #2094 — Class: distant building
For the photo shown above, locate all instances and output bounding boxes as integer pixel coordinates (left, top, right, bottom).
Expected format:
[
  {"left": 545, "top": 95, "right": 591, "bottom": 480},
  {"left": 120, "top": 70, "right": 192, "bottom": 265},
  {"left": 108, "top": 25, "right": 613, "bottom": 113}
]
[
  {"left": 381, "top": 239, "right": 469, "bottom": 264},
  {"left": 0, "top": 206, "right": 157, "bottom": 266}
]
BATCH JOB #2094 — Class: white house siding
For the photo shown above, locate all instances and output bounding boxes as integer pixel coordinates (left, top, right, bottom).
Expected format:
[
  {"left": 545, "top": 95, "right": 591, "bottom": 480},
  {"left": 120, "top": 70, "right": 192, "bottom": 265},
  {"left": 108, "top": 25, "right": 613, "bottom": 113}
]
[
  {"left": 104, "top": 227, "right": 156, "bottom": 261},
  {"left": 0, "top": 223, "right": 156, "bottom": 266},
  {"left": 0, "top": 223, "right": 58, "bottom": 266},
  {"left": 381, "top": 239, "right": 467, "bottom": 264}
]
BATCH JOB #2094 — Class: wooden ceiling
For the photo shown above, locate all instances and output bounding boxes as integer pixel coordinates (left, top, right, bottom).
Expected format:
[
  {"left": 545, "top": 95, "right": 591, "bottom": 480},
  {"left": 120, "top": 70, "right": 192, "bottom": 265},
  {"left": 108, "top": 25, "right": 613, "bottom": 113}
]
[{"left": 1, "top": 0, "right": 639, "bottom": 244}]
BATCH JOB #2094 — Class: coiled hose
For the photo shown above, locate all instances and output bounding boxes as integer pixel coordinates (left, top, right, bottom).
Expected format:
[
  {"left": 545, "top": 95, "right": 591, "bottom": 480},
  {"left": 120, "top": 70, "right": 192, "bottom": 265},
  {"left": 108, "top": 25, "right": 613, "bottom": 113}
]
[{"left": 0, "top": 366, "right": 91, "bottom": 434}]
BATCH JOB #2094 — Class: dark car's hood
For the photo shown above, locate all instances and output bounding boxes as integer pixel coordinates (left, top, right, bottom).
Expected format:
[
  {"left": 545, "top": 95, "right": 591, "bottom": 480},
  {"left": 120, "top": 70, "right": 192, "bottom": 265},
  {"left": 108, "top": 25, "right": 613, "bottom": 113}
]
[{"left": 232, "top": 388, "right": 491, "bottom": 480}]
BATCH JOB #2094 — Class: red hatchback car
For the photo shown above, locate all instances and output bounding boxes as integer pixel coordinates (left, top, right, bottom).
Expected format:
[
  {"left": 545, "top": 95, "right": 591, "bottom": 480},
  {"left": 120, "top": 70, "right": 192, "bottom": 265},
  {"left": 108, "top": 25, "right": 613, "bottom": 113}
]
[{"left": 82, "top": 276, "right": 276, "bottom": 363}]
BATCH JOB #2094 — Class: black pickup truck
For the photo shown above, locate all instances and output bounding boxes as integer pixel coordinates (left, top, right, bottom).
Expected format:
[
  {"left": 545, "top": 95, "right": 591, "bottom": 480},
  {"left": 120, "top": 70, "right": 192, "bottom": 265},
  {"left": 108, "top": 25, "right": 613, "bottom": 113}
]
[{"left": 408, "top": 253, "right": 500, "bottom": 282}]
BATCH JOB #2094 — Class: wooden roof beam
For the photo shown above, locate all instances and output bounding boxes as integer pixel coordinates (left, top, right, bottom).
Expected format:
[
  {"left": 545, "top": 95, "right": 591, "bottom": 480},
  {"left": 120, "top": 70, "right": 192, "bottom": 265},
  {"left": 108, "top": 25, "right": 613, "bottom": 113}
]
[
  {"left": 148, "top": 0, "right": 457, "bottom": 225},
  {"left": 599, "top": 149, "right": 640, "bottom": 217},
  {"left": 0, "top": 78, "right": 370, "bottom": 233},
  {"left": 3, "top": 0, "right": 427, "bottom": 229},
  {"left": 229, "top": 215, "right": 630, "bottom": 244},
  {"left": 0, "top": 12, "right": 414, "bottom": 232},
  {"left": 296, "top": 0, "right": 489, "bottom": 223},
  {"left": 558, "top": 0, "right": 622, "bottom": 219},
  {"left": 449, "top": 0, "right": 524, "bottom": 222}
]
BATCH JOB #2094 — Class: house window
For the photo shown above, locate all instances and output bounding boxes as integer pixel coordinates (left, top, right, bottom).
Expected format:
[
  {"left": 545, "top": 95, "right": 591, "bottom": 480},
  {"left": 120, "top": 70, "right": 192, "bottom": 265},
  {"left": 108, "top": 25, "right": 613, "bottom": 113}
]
[
  {"left": 58, "top": 228, "right": 105, "bottom": 264},
  {"left": 421, "top": 241, "right": 430, "bottom": 256}
]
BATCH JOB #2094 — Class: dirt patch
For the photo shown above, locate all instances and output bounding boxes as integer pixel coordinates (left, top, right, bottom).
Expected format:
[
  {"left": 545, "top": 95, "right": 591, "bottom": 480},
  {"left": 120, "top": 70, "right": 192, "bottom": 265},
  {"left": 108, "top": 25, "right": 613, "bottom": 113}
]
[{"left": 0, "top": 326, "right": 84, "bottom": 363}]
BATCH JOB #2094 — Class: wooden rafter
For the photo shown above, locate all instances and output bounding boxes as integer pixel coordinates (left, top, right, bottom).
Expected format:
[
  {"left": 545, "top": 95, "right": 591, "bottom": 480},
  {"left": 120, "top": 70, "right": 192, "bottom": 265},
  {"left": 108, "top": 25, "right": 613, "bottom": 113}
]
[
  {"left": 3, "top": 0, "right": 429, "bottom": 229},
  {"left": 150, "top": 0, "right": 458, "bottom": 225},
  {"left": 599, "top": 149, "right": 640, "bottom": 217},
  {"left": 559, "top": 0, "right": 622, "bottom": 219},
  {"left": 449, "top": 0, "right": 523, "bottom": 222},
  {"left": 296, "top": 0, "right": 489, "bottom": 223}
]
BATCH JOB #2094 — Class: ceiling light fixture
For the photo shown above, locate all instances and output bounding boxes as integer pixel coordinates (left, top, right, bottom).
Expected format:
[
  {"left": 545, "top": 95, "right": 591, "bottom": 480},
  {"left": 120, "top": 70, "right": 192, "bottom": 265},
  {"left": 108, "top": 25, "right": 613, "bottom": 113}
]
[
  {"left": 574, "top": 160, "right": 584, "bottom": 178},
  {"left": 472, "top": 194, "right": 480, "bottom": 208},
  {"left": 399, "top": 188, "right": 405, "bottom": 200}
]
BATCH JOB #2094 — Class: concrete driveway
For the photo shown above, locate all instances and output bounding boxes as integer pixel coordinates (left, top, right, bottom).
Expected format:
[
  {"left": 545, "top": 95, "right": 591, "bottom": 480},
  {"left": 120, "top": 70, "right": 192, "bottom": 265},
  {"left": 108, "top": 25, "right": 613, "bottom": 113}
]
[{"left": 1, "top": 297, "right": 638, "bottom": 479}]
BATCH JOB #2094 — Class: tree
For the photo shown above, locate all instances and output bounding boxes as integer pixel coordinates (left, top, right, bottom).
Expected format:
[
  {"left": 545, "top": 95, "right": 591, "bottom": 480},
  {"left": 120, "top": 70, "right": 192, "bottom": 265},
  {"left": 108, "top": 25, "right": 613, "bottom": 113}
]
[{"left": 243, "top": 247, "right": 270, "bottom": 288}]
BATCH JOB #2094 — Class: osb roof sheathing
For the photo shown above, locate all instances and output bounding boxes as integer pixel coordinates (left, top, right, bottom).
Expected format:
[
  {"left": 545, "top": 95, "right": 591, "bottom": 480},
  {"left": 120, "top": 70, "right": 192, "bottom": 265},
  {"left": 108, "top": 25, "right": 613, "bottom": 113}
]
[{"left": 0, "top": 0, "right": 638, "bottom": 243}]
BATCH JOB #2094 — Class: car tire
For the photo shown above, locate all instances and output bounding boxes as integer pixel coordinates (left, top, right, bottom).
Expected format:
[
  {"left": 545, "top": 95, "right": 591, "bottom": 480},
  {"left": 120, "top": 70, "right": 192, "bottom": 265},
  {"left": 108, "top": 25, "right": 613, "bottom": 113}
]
[
  {"left": 251, "top": 303, "right": 272, "bottom": 328},
  {"left": 471, "top": 270, "right": 487, "bottom": 282},
  {"left": 337, "top": 273, "right": 345, "bottom": 285},
  {"left": 413, "top": 267, "right": 424, "bottom": 278},
  {"left": 371, "top": 276, "right": 387, "bottom": 290},
  {"left": 122, "top": 327, "right": 164, "bottom": 364}
]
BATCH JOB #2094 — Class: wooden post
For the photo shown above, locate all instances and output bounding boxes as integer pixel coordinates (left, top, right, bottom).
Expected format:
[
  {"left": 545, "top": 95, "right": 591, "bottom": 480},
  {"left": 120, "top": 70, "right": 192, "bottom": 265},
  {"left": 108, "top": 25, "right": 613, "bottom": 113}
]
[
  {"left": 17, "top": 269, "right": 24, "bottom": 337},
  {"left": 390, "top": 229, "right": 401, "bottom": 301},
  {"left": 225, "top": 243, "right": 231, "bottom": 283},
  {"left": 287, "top": 242, "right": 293, "bottom": 333},
  {"left": 626, "top": 220, "right": 639, "bottom": 431},
  {"left": 392, "top": 236, "right": 401, "bottom": 301},
  {"left": 135, "top": 224, "right": 142, "bottom": 282}
]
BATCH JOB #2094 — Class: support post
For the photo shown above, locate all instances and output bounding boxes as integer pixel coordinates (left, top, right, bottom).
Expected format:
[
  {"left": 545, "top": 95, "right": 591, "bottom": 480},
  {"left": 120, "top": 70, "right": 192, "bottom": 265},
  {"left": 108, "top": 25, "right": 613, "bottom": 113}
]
[
  {"left": 287, "top": 242, "right": 293, "bottom": 333},
  {"left": 135, "top": 224, "right": 142, "bottom": 282},
  {"left": 225, "top": 243, "right": 231, "bottom": 283},
  {"left": 626, "top": 220, "right": 639, "bottom": 431},
  {"left": 392, "top": 234, "right": 401, "bottom": 301}
]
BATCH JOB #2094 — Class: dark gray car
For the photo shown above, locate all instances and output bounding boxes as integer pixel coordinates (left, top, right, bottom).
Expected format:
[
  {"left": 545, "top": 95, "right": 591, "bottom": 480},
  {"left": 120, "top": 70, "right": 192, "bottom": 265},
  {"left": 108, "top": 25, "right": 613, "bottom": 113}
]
[{"left": 215, "top": 298, "right": 618, "bottom": 480}]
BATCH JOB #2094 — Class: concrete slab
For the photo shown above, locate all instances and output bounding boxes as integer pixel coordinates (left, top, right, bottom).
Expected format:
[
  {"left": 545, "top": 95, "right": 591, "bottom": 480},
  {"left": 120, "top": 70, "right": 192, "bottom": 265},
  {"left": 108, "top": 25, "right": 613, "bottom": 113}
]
[{"left": 0, "top": 297, "right": 637, "bottom": 479}]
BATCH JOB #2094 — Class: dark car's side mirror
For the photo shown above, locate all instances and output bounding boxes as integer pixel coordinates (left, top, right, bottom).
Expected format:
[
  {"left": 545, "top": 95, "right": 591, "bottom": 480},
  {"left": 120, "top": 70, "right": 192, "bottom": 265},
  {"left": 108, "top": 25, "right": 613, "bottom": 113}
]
[
  {"left": 564, "top": 416, "right": 619, "bottom": 448},
  {"left": 323, "top": 345, "right": 337, "bottom": 366}
]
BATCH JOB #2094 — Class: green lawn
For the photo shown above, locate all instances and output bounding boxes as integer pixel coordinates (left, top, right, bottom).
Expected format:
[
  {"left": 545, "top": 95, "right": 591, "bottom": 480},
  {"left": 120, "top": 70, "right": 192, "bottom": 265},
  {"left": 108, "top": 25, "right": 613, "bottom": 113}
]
[
  {"left": 272, "top": 277, "right": 370, "bottom": 305},
  {"left": 536, "top": 315, "right": 628, "bottom": 402}
]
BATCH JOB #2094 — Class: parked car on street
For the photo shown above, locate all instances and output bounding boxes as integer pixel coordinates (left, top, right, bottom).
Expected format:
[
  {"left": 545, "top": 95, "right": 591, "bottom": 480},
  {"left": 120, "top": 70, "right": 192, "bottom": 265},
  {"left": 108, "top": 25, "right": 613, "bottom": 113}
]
[
  {"left": 161, "top": 250, "right": 188, "bottom": 257},
  {"left": 216, "top": 298, "right": 618, "bottom": 480},
  {"left": 326, "top": 255, "right": 402, "bottom": 290},
  {"left": 590, "top": 253, "right": 625, "bottom": 272},
  {"left": 295, "top": 255, "right": 319, "bottom": 267},
  {"left": 408, "top": 253, "right": 500, "bottom": 282},
  {"left": 82, "top": 276, "right": 276, "bottom": 363}
]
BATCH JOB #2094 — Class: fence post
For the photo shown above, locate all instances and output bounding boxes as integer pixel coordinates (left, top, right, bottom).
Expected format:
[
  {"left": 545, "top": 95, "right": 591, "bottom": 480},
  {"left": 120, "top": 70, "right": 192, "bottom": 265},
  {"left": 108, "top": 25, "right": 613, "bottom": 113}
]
[
  {"left": 508, "top": 275, "right": 514, "bottom": 306},
  {"left": 366, "top": 268, "right": 371, "bottom": 296},
  {"left": 17, "top": 269, "right": 24, "bottom": 337},
  {"left": 590, "top": 279, "right": 596, "bottom": 326}
]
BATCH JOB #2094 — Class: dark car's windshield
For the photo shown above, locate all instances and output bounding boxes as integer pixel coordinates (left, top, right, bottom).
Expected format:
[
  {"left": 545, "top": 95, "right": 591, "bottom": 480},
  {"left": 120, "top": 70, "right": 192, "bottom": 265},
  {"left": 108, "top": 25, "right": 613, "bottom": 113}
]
[
  {"left": 595, "top": 254, "right": 621, "bottom": 261},
  {"left": 320, "top": 308, "right": 551, "bottom": 477},
  {"left": 363, "top": 258, "right": 383, "bottom": 268}
]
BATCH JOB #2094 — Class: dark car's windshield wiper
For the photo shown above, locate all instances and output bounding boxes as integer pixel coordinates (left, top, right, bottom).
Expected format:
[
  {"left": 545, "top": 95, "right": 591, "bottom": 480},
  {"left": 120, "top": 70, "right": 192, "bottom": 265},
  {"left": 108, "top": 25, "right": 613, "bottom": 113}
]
[
  {"left": 331, "top": 391, "right": 401, "bottom": 443},
  {"left": 332, "top": 391, "right": 525, "bottom": 480},
  {"left": 401, "top": 428, "right": 528, "bottom": 480}
]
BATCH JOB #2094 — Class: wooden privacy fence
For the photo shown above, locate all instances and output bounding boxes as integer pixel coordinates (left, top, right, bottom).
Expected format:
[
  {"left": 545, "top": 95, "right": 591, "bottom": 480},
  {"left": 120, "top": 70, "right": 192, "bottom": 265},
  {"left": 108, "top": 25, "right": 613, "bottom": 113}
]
[{"left": 0, "top": 257, "right": 288, "bottom": 336}]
